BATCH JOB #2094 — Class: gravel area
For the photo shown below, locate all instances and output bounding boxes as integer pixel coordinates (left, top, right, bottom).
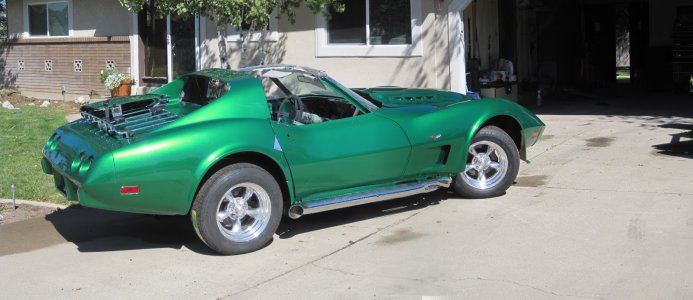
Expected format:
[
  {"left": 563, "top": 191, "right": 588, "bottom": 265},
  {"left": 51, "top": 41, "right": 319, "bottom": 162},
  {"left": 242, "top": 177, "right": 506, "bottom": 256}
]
[
  {"left": 0, "top": 89, "right": 81, "bottom": 112},
  {"left": 0, "top": 203, "right": 61, "bottom": 226}
]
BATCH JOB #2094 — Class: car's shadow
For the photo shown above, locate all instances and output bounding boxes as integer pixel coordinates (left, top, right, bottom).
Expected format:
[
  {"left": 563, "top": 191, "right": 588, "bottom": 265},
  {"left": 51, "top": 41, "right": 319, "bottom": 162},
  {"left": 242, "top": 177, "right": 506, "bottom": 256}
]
[
  {"left": 43, "top": 206, "right": 217, "bottom": 255},
  {"left": 276, "top": 189, "right": 453, "bottom": 239},
  {"left": 41, "top": 190, "right": 454, "bottom": 255}
]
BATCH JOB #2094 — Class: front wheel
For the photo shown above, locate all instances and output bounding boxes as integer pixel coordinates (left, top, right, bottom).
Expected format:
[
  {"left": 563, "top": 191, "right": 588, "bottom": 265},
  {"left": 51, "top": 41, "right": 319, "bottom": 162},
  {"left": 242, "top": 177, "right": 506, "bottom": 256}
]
[
  {"left": 453, "top": 126, "right": 520, "bottom": 198},
  {"left": 191, "top": 163, "right": 283, "bottom": 255}
]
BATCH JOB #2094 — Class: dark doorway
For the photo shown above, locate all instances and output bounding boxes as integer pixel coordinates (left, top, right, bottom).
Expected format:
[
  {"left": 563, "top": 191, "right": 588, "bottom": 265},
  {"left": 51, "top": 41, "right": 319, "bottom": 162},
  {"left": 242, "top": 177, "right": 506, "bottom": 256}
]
[
  {"left": 613, "top": 2, "right": 649, "bottom": 86},
  {"left": 139, "top": 2, "right": 167, "bottom": 82},
  {"left": 170, "top": 15, "right": 196, "bottom": 79},
  {"left": 138, "top": 1, "right": 197, "bottom": 83},
  {"left": 628, "top": 2, "right": 648, "bottom": 87},
  {"left": 584, "top": 4, "right": 616, "bottom": 88},
  {"left": 498, "top": 0, "right": 517, "bottom": 64},
  {"left": 615, "top": 4, "right": 630, "bottom": 83}
]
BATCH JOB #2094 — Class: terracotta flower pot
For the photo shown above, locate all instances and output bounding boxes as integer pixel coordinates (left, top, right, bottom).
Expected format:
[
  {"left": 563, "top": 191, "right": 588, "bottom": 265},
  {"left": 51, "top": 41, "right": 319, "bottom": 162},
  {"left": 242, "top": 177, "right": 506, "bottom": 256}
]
[{"left": 110, "top": 80, "right": 133, "bottom": 97}]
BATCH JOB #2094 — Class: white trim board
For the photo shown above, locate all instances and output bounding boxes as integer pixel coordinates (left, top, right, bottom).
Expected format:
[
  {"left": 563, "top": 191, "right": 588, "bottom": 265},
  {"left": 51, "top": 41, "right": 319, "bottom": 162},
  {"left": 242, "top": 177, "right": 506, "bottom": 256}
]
[
  {"left": 130, "top": 12, "right": 140, "bottom": 90},
  {"left": 448, "top": 0, "right": 472, "bottom": 93}
]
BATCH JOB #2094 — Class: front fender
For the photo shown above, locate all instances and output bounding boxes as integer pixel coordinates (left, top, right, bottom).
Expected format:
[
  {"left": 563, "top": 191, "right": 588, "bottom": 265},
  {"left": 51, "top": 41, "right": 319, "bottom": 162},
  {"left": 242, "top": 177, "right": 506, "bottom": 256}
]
[{"left": 443, "top": 98, "right": 544, "bottom": 173}]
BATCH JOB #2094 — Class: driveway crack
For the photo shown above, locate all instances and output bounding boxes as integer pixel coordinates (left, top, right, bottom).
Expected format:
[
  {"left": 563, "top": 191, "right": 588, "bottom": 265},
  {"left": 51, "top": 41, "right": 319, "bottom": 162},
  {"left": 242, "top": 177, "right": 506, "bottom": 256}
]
[
  {"left": 454, "top": 277, "right": 606, "bottom": 300},
  {"left": 222, "top": 209, "right": 427, "bottom": 298},
  {"left": 541, "top": 185, "right": 693, "bottom": 196},
  {"left": 529, "top": 128, "right": 590, "bottom": 160}
]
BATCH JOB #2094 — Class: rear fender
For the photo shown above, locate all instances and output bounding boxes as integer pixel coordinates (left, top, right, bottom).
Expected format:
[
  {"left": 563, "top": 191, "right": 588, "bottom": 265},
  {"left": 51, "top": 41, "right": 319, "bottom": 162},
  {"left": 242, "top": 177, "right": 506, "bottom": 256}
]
[
  {"left": 111, "top": 119, "right": 288, "bottom": 215},
  {"left": 190, "top": 146, "right": 294, "bottom": 210}
]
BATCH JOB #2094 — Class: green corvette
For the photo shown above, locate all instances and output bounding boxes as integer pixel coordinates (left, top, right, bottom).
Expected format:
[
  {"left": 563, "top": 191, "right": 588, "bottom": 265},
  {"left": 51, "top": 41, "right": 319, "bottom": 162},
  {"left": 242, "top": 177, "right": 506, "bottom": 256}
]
[{"left": 41, "top": 65, "right": 544, "bottom": 254}]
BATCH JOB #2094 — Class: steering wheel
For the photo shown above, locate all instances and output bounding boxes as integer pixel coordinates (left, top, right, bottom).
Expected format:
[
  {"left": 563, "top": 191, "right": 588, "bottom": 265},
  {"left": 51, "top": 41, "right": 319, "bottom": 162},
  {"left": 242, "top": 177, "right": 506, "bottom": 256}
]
[{"left": 277, "top": 95, "right": 304, "bottom": 124}]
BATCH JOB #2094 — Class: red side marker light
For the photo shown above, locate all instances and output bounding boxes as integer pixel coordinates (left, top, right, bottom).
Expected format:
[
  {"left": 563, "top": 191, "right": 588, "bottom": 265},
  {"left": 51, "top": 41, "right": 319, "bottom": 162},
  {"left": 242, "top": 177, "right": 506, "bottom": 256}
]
[{"left": 120, "top": 186, "right": 140, "bottom": 195}]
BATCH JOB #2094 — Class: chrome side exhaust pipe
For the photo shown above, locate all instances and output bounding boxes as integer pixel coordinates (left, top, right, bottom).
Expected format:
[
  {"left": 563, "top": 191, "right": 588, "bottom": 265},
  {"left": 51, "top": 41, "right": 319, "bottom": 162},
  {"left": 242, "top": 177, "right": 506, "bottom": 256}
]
[
  {"left": 288, "top": 205, "right": 304, "bottom": 219},
  {"left": 287, "top": 176, "right": 451, "bottom": 219}
]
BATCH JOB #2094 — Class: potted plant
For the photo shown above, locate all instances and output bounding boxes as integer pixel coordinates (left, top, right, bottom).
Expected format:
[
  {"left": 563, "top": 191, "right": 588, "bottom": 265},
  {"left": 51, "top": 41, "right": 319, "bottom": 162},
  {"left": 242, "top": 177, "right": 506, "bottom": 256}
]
[{"left": 100, "top": 69, "right": 133, "bottom": 97}]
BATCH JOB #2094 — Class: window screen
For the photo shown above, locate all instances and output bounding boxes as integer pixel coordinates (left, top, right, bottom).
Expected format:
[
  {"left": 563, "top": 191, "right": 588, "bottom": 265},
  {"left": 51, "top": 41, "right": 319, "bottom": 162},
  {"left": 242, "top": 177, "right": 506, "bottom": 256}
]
[
  {"left": 29, "top": 5, "right": 48, "bottom": 36},
  {"left": 28, "top": 2, "right": 69, "bottom": 36},
  {"left": 369, "top": 0, "right": 412, "bottom": 45},
  {"left": 48, "top": 2, "right": 69, "bottom": 36},
  {"left": 327, "top": 1, "right": 366, "bottom": 44}
]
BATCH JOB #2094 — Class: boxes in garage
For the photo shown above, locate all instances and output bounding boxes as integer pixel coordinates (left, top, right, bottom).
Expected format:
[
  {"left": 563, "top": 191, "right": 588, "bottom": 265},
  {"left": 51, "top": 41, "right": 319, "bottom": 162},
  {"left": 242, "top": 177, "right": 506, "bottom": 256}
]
[{"left": 479, "top": 84, "right": 518, "bottom": 102}]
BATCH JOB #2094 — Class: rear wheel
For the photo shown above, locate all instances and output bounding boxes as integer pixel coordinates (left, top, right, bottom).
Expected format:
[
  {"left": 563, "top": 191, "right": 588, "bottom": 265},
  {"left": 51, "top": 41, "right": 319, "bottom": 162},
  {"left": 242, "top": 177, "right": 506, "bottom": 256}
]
[
  {"left": 191, "top": 163, "right": 282, "bottom": 255},
  {"left": 453, "top": 126, "right": 519, "bottom": 198}
]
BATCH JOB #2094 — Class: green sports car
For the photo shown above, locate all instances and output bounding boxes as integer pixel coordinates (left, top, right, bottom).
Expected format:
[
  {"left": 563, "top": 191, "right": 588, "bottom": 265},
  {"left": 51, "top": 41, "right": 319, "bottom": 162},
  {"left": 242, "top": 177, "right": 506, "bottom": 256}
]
[{"left": 41, "top": 65, "right": 544, "bottom": 254}]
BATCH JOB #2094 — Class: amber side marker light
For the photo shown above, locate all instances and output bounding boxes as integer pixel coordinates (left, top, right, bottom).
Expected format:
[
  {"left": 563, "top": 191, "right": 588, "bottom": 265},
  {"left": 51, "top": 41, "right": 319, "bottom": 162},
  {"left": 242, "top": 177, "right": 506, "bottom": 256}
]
[
  {"left": 531, "top": 130, "right": 541, "bottom": 138},
  {"left": 120, "top": 186, "right": 140, "bottom": 195}
]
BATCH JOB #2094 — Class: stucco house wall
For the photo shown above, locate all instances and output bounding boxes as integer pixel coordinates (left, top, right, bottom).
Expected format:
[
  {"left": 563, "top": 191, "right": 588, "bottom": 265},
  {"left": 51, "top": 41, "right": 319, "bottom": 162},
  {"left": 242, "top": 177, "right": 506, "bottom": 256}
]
[
  {"left": 4, "top": 0, "right": 463, "bottom": 100},
  {"left": 201, "top": 1, "right": 454, "bottom": 91},
  {"left": 71, "top": 0, "right": 131, "bottom": 37},
  {"left": 6, "top": 0, "right": 23, "bottom": 35},
  {"left": 8, "top": 0, "right": 130, "bottom": 37}
]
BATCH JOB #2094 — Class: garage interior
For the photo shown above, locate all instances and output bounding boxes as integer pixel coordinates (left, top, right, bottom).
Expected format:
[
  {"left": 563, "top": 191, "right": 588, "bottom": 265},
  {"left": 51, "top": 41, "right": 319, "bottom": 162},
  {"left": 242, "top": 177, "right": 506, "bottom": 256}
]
[{"left": 463, "top": 0, "right": 693, "bottom": 104}]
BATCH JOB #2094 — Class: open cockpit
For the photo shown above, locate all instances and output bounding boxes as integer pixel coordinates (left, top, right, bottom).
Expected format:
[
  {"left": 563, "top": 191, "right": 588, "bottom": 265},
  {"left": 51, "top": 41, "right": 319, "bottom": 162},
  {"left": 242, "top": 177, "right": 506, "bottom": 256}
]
[{"left": 241, "top": 65, "right": 377, "bottom": 125}]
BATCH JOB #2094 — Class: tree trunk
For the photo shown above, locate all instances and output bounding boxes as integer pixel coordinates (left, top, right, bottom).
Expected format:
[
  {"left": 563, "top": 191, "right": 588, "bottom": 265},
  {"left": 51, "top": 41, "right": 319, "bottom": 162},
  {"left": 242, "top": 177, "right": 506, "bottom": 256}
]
[
  {"left": 217, "top": 25, "right": 230, "bottom": 69},
  {"left": 240, "top": 27, "right": 255, "bottom": 66},
  {"left": 258, "top": 29, "right": 268, "bottom": 65}
]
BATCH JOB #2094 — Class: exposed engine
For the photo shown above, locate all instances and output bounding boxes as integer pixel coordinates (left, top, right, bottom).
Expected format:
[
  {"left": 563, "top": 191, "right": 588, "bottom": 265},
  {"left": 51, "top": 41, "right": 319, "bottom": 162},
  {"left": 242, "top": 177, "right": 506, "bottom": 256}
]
[{"left": 79, "top": 96, "right": 178, "bottom": 139}]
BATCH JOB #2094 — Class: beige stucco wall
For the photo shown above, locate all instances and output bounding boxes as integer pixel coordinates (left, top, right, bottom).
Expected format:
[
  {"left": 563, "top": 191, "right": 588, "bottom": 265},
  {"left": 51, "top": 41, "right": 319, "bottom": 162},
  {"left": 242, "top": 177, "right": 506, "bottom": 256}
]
[
  {"left": 72, "top": 0, "right": 131, "bottom": 37},
  {"left": 201, "top": 1, "right": 453, "bottom": 90},
  {"left": 7, "top": 0, "right": 131, "bottom": 37},
  {"left": 7, "top": 0, "right": 24, "bottom": 36}
]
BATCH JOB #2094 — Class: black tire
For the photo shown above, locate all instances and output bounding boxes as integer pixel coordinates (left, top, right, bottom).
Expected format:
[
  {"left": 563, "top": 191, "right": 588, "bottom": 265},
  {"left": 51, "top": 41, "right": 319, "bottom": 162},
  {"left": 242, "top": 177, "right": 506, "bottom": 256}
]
[
  {"left": 191, "top": 163, "right": 283, "bottom": 255},
  {"left": 453, "top": 126, "right": 520, "bottom": 198}
]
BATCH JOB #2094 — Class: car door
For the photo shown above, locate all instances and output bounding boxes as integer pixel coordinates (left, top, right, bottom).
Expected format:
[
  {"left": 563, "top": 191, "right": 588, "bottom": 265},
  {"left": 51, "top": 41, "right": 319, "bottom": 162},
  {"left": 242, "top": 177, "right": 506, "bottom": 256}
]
[{"left": 271, "top": 113, "right": 411, "bottom": 201}]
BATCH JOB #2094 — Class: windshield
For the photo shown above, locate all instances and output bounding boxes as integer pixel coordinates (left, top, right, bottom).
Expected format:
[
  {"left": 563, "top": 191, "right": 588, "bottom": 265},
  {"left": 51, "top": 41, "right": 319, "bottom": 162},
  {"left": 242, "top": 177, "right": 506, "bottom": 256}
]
[
  {"left": 276, "top": 72, "right": 340, "bottom": 97},
  {"left": 242, "top": 65, "right": 379, "bottom": 113},
  {"left": 323, "top": 76, "right": 379, "bottom": 112}
]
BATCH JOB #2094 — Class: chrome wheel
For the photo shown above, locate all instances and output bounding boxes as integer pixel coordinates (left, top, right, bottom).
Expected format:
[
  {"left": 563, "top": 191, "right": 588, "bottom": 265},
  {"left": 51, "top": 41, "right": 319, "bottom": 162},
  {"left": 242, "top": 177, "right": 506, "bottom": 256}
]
[
  {"left": 461, "top": 140, "right": 509, "bottom": 190},
  {"left": 216, "top": 183, "right": 272, "bottom": 242}
]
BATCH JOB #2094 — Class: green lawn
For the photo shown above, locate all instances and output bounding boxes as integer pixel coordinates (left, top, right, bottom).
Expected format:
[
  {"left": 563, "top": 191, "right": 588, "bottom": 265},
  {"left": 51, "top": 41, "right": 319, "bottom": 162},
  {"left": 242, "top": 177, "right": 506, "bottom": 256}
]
[
  {"left": 0, "top": 106, "right": 70, "bottom": 204},
  {"left": 616, "top": 67, "right": 630, "bottom": 77}
]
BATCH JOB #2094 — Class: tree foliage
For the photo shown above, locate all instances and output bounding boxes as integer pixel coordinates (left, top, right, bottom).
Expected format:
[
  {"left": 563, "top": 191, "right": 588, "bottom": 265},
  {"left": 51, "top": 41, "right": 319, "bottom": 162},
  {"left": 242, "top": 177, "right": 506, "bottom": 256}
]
[
  {"left": 117, "top": 0, "right": 343, "bottom": 67},
  {"left": 117, "top": 0, "right": 344, "bottom": 31},
  {"left": 1, "top": 0, "right": 7, "bottom": 38}
]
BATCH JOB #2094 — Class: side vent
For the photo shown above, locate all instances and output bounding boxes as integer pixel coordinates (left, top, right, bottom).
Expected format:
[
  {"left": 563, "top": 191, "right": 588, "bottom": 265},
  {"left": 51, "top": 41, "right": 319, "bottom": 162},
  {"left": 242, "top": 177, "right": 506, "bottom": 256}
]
[{"left": 439, "top": 145, "right": 451, "bottom": 165}]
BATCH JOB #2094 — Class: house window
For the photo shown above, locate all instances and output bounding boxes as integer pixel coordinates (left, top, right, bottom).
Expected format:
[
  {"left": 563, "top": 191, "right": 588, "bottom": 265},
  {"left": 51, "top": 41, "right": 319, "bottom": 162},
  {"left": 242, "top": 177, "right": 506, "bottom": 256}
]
[
  {"left": 328, "top": 0, "right": 412, "bottom": 45},
  {"left": 316, "top": 0, "right": 422, "bottom": 57},
  {"left": 28, "top": 2, "right": 69, "bottom": 36}
]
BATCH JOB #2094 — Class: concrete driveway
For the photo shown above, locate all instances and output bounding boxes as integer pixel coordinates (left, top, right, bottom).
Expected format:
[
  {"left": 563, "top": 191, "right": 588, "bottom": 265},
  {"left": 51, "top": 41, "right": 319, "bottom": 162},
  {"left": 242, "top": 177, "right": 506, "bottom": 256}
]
[{"left": 1, "top": 95, "right": 692, "bottom": 299}]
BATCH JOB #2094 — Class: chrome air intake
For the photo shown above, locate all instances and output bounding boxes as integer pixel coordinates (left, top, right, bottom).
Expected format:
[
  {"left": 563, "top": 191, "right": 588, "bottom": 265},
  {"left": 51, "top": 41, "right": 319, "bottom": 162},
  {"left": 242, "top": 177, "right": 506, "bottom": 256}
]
[{"left": 80, "top": 97, "right": 177, "bottom": 139}]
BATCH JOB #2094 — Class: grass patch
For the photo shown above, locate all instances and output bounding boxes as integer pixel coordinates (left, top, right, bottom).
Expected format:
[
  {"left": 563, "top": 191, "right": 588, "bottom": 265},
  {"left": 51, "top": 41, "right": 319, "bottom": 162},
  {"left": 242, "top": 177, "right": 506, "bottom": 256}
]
[
  {"left": 616, "top": 67, "right": 630, "bottom": 77},
  {"left": 0, "top": 106, "right": 70, "bottom": 204}
]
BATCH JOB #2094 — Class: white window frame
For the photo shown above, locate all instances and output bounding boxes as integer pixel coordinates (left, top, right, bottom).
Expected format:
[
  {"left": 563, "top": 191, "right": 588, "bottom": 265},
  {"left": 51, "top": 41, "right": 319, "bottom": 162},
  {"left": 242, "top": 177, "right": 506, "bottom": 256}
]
[
  {"left": 227, "top": 12, "right": 279, "bottom": 42},
  {"left": 23, "top": 0, "right": 73, "bottom": 38},
  {"left": 315, "top": 0, "right": 422, "bottom": 57}
]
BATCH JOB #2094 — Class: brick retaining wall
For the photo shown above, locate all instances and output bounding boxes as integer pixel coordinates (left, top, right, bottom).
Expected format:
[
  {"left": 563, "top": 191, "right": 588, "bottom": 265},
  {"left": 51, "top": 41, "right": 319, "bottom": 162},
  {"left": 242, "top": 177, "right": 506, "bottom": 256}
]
[{"left": 1, "top": 36, "right": 131, "bottom": 100}]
